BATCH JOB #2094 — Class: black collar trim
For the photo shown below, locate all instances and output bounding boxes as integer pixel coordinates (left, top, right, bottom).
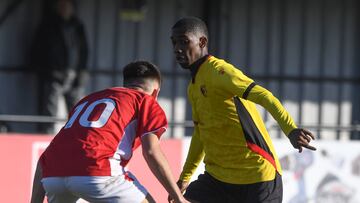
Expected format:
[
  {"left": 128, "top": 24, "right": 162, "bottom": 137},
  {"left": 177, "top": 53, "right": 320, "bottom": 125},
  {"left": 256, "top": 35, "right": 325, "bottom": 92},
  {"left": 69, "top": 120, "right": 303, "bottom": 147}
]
[{"left": 189, "top": 54, "right": 210, "bottom": 83}]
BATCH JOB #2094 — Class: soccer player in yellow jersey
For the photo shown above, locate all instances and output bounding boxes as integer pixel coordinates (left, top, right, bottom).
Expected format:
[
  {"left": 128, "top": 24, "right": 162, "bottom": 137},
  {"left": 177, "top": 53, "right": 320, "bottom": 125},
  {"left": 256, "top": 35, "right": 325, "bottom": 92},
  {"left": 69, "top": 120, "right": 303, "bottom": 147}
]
[{"left": 169, "top": 17, "right": 316, "bottom": 203}]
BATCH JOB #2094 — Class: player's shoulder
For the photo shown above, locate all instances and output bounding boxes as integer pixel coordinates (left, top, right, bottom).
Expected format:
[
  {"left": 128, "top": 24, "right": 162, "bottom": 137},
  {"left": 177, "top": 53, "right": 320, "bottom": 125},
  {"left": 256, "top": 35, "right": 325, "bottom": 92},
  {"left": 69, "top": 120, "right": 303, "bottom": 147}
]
[
  {"left": 83, "top": 87, "right": 148, "bottom": 103},
  {"left": 206, "top": 56, "right": 243, "bottom": 77},
  {"left": 111, "top": 88, "right": 160, "bottom": 108},
  {"left": 207, "top": 56, "right": 236, "bottom": 71}
]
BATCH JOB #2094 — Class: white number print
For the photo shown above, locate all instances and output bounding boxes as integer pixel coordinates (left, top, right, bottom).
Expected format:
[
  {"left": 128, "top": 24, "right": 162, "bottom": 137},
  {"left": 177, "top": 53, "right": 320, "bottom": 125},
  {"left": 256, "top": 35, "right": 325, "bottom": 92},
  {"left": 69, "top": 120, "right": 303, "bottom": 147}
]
[{"left": 64, "top": 98, "right": 116, "bottom": 129}]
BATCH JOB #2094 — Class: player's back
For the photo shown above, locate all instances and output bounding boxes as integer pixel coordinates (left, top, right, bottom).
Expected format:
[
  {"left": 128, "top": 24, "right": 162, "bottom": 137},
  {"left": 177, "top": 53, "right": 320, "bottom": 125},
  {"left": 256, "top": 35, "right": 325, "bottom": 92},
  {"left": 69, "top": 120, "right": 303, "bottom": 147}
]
[{"left": 40, "top": 87, "right": 163, "bottom": 177}]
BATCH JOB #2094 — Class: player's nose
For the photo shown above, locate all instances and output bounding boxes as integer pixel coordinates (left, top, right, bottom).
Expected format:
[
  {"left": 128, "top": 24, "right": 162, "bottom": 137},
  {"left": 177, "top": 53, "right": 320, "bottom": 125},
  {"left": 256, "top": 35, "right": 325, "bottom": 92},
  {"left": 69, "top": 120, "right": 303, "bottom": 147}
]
[{"left": 174, "top": 47, "right": 183, "bottom": 54}]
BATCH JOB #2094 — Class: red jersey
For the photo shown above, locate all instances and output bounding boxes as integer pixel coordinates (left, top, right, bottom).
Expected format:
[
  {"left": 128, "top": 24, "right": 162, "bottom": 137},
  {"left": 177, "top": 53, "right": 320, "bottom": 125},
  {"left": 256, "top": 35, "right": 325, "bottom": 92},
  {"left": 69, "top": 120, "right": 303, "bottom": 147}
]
[{"left": 40, "top": 87, "right": 167, "bottom": 177}]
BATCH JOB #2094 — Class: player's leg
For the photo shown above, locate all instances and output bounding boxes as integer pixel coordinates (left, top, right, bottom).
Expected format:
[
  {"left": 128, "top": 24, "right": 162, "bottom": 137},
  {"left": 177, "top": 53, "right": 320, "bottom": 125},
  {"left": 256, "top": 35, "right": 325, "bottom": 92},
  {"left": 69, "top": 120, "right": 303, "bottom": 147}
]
[
  {"left": 41, "top": 177, "right": 79, "bottom": 203},
  {"left": 64, "top": 78, "right": 85, "bottom": 112},
  {"left": 252, "top": 172, "right": 283, "bottom": 203},
  {"left": 229, "top": 172, "right": 283, "bottom": 203},
  {"left": 38, "top": 73, "right": 63, "bottom": 134},
  {"left": 64, "top": 69, "right": 88, "bottom": 110},
  {"left": 184, "top": 172, "right": 226, "bottom": 203}
]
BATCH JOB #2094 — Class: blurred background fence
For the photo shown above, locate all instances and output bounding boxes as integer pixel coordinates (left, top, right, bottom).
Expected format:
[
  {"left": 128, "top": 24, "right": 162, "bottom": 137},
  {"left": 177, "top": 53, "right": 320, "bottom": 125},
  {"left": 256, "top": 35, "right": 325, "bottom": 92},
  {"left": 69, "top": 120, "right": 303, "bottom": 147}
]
[{"left": 0, "top": 0, "right": 359, "bottom": 139}]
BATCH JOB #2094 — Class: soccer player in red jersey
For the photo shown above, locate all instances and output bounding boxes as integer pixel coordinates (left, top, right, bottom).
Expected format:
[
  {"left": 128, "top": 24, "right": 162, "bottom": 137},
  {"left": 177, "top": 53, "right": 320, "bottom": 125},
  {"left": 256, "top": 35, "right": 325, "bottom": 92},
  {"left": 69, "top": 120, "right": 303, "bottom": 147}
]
[{"left": 31, "top": 61, "right": 189, "bottom": 203}]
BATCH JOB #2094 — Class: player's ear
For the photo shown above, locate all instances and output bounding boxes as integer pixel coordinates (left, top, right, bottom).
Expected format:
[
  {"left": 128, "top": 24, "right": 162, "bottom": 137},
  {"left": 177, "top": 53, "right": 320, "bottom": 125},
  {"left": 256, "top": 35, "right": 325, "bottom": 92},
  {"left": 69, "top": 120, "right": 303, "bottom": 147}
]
[
  {"left": 199, "top": 36, "right": 207, "bottom": 48},
  {"left": 151, "top": 87, "right": 160, "bottom": 100}
]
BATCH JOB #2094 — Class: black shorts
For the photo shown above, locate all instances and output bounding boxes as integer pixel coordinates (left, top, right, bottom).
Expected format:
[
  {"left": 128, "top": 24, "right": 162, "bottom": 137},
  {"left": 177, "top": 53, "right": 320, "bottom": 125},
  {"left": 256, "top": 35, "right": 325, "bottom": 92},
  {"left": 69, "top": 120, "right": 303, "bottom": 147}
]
[{"left": 184, "top": 172, "right": 282, "bottom": 203}]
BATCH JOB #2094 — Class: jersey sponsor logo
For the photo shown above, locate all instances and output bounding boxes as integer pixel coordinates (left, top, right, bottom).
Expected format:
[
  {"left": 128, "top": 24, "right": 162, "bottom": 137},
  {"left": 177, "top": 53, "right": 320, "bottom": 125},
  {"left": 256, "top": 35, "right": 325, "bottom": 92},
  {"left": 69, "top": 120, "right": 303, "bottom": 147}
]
[{"left": 200, "top": 85, "right": 207, "bottom": 97}]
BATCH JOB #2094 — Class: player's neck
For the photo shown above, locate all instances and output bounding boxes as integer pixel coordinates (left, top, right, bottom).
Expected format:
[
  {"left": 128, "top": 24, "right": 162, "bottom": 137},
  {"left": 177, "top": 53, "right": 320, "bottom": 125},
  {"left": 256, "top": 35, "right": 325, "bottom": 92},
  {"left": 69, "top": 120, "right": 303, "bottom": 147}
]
[{"left": 126, "top": 85, "right": 144, "bottom": 92}]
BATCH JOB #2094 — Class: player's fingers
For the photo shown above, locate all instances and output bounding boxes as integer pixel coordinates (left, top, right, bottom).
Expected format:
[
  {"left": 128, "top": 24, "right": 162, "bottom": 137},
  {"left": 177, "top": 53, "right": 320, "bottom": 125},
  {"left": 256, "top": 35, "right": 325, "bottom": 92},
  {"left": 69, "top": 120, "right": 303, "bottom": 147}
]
[
  {"left": 303, "top": 144, "right": 317, "bottom": 151},
  {"left": 304, "top": 133, "right": 315, "bottom": 142},
  {"left": 299, "top": 135, "right": 310, "bottom": 145},
  {"left": 180, "top": 184, "right": 187, "bottom": 192},
  {"left": 168, "top": 197, "right": 176, "bottom": 203},
  {"left": 302, "top": 129, "right": 315, "bottom": 140},
  {"left": 168, "top": 195, "right": 173, "bottom": 203},
  {"left": 300, "top": 130, "right": 315, "bottom": 143},
  {"left": 300, "top": 133, "right": 311, "bottom": 143},
  {"left": 298, "top": 138, "right": 317, "bottom": 151}
]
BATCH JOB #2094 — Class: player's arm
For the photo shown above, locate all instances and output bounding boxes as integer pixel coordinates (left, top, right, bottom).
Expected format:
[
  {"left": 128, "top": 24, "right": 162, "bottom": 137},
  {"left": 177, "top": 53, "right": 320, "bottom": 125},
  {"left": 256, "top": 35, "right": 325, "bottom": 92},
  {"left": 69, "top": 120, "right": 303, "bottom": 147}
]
[
  {"left": 30, "top": 161, "right": 45, "bottom": 203},
  {"left": 246, "top": 84, "right": 316, "bottom": 152},
  {"left": 246, "top": 84, "right": 297, "bottom": 134},
  {"left": 178, "top": 88, "right": 205, "bottom": 192},
  {"left": 215, "top": 64, "right": 316, "bottom": 152},
  {"left": 141, "top": 133, "right": 189, "bottom": 203},
  {"left": 178, "top": 123, "right": 204, "bottom": 188}
]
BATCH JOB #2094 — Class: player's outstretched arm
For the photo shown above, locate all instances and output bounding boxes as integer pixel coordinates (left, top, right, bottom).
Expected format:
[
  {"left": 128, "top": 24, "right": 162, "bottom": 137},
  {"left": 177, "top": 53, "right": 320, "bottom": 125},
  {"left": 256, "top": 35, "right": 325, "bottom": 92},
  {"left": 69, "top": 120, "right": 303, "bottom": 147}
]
[
  {"left": 30, "top": 161, "right": 45, "bottom": 203},
  {"left": 243, "top": 85, "right": 317, "bottom": 152},
  {"left": 288, "top": 128, "right": 317, "bottom": 153},
  {"left": 141, "top": 133, "right": 190, "bottom": 203}
]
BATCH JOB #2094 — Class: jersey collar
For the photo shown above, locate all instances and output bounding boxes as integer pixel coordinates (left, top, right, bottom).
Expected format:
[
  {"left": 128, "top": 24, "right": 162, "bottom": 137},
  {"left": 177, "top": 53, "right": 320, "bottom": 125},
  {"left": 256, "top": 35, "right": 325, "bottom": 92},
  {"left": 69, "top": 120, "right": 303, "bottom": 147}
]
[{"left": 189, "top": 54, "right": 210, "bottom": 83}]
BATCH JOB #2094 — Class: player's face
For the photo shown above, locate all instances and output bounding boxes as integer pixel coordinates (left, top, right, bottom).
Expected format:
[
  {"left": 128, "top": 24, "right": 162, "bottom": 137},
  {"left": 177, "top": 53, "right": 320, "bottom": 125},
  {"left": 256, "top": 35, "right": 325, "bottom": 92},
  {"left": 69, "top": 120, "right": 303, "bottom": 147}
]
[{"left": 171, "top": 28, "right": 206, "bottom": 69}]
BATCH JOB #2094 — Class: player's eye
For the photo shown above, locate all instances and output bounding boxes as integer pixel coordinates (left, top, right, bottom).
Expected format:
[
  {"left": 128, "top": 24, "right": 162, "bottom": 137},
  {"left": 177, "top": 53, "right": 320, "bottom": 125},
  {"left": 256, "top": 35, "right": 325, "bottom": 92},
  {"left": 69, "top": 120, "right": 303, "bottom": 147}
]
[{"left": 180, "top": 39, "right": 189, "bottom": 45}]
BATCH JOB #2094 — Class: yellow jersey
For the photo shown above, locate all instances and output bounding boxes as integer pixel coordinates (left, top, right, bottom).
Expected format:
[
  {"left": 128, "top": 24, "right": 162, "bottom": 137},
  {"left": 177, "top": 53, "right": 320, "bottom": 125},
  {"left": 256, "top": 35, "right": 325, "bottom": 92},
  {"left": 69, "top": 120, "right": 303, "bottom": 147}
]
[{"left": 179, "top": 55, "right": 297, "bottom": 184}]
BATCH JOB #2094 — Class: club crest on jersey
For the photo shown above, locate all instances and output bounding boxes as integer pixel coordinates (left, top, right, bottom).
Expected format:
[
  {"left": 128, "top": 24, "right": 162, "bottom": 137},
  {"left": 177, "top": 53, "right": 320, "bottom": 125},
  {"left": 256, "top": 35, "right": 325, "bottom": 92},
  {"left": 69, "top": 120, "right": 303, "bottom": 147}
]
[{"left": 200, "top": 85, "right": 207, "bottom": 97}]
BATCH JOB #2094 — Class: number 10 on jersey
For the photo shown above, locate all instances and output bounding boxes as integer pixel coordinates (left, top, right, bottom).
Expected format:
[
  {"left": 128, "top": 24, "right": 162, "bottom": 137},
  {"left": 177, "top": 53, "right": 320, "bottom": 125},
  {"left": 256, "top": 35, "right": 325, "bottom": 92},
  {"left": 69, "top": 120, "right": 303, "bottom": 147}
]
[{"left": 64, "top": 98, "right": 116, "bottom": 129}]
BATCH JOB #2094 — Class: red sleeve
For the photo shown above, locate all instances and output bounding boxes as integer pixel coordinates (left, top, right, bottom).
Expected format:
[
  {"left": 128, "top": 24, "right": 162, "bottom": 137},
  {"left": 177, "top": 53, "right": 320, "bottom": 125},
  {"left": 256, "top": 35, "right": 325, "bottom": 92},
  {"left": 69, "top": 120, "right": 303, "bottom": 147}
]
[{"left": 137, "top": 96, "right": 168, "bottom": 139}]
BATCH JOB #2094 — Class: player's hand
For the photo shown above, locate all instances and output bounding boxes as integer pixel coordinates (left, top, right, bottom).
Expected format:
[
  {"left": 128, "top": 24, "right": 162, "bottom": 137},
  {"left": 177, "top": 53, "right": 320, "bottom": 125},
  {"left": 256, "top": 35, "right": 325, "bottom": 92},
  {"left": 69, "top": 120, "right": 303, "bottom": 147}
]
[
  {"left": 168, "top": 195, "right": 190, "bottom": 203},
  {"left": 288, "top": 128, "right": 316, "bottom": 153},
  {"left": 174, "top": 198, "right": 191, "bottom": 203},
  {"left": 168, "top": 180, "right": 190, "bottom": 203},
  {"left": 176, "top": 179, "right": 190, "bottom": 193}
]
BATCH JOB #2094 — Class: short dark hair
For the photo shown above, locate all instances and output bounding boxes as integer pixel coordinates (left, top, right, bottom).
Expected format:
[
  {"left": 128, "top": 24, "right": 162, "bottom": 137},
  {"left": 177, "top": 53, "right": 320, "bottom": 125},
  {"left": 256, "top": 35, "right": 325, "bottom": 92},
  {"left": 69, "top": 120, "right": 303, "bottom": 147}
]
[
  {"left": 122, "top": 61, "right": 161, "bottom": 86},
  {"left": 172, "top": 16, "right": 209, "bottom": 38}
]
